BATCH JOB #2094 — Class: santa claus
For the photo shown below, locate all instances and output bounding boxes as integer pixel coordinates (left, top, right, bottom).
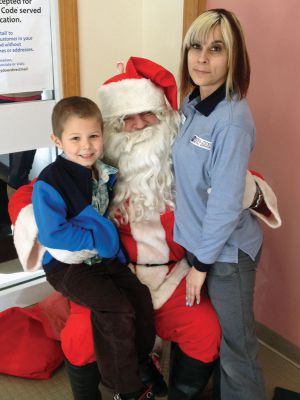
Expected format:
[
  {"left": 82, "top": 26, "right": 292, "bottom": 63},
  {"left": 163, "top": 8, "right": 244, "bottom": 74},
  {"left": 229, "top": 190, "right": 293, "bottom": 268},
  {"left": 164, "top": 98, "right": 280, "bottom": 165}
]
[{"left": 8, "top": 57, "right": 281, "bottom": 400}]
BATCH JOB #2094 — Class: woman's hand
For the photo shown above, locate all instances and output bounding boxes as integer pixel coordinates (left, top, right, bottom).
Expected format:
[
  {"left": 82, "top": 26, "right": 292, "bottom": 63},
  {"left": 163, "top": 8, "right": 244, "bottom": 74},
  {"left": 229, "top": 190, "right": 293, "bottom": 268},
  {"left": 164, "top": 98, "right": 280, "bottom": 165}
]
[{"left": 186, "top": 267, "right": 207, "bottom": 306}]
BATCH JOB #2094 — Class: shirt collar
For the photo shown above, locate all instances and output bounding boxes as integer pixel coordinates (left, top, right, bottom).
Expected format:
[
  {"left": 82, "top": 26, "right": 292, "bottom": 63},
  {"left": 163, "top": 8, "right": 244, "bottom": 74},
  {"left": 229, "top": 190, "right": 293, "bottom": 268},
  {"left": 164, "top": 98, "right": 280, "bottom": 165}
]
[
  {"left": 59, "top": 154, "right": 117, "bottom": 183},
  {"left": 58, "top": 154, "right": 92, "bottom": 179},
  {"left": 189, "top": 83, "right": 226, "bottom": 117},
  {"left": 94, "top": 159, "right": 118, "bottom": 184}
]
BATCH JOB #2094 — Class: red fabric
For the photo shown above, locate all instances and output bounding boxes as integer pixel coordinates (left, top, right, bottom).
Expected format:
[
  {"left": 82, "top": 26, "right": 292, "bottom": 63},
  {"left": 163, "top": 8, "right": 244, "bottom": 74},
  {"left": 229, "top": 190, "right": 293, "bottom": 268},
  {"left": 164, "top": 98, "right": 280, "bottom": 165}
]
[
  {"left": 7, "top": 181, "right": 218, "bottom": 366},
  {"left": 0, "top": 94, "right": 41, "bottom": 102},
  {"left": 159, "top": 210, "right": 186, "bottom": 261},
  {"left": 155, "top": 278, "right": 221, "bottom": 362},
  {"left": 61, "top": 279, "right": 221, "bottom": 365},
  {"left": 61, "top": 211, "right": 219, "bottom": 365},
  {"left": 8, "top": 179, "right": 36, "bottom": 225},
  {"left": 118, "top": 209, "right": 185, "bottom": 263},
  {"left": 61, "top": 210, "right": 186, "bottom": 366},
  {"left": 60, "top": 303, "right": 95, "bottom": 365},
  {"left": 0, "top": 305, "right": 64, "bottom": 379},
  {"left": 249, "top": 169, "right": 264, "bottom": 180},
  {"left": 38, "top": 292, "right": 70, "bottom": 340}
]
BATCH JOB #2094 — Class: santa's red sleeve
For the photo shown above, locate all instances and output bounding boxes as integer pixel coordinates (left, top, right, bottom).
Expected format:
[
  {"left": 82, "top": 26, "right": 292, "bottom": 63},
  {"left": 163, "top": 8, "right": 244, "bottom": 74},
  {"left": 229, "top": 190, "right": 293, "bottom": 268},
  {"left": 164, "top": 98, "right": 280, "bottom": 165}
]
[
  {"left": 246, "top": 170, "right": 282, "bottom": 228},
  {"left": 8, "top": 180, "right": 94, "bottom": 366},
  {"left": 8, "top": 179, "right": 45, "bottom": 271}
]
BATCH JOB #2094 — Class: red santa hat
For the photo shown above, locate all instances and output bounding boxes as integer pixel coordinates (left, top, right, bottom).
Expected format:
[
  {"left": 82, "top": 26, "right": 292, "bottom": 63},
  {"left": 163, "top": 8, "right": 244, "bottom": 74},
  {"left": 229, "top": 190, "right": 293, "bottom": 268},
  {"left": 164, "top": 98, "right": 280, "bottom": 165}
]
[{"left": 98, "top": 57, "right": 178, "bottom": 119}]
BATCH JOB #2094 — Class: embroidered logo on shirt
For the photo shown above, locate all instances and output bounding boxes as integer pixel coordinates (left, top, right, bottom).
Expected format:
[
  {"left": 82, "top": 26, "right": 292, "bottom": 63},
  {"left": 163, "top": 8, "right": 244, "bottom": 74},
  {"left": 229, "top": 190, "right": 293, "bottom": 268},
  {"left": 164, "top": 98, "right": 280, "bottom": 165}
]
[{"left": 190, "top": 135, "right": 212, "bottom": 150}]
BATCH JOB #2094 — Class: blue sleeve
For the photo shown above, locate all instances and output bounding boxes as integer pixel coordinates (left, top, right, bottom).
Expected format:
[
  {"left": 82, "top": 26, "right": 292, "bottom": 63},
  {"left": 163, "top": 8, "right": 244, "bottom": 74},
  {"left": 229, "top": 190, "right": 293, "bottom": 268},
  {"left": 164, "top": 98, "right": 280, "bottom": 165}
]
[
  {"left": 194, "top": 124, "right": 253, "bottom": 264},
  {"left": 32, "top": 181, "right": 119, "bottom": 258}
]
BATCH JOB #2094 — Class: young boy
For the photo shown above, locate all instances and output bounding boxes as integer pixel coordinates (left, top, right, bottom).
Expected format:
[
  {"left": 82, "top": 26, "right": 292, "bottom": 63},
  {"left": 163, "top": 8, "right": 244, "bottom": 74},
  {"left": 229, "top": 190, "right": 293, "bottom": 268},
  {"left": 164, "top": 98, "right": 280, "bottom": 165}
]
[{"left": 32, "top": 96, "right": 156, "bottom": 400}]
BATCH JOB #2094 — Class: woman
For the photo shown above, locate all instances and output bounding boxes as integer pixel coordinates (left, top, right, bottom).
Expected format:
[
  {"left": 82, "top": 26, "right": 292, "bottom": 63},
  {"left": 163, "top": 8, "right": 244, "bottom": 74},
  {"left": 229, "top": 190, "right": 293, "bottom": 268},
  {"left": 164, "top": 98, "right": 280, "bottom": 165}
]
[{"left": 172, "top": 9, "right": 267, "bottom": 400}]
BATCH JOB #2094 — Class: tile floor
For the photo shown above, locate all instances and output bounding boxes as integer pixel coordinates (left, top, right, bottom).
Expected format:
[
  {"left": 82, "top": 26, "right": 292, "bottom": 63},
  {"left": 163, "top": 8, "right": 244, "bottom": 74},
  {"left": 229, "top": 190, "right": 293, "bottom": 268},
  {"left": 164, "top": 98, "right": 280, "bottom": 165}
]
[{"left": 0, "top": 341, "right": 299, "bottom": 400}]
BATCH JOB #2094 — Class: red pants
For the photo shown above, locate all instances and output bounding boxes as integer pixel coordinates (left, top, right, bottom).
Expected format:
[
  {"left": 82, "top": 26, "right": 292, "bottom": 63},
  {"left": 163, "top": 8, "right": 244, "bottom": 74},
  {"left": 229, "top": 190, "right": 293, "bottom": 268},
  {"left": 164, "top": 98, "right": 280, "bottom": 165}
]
[
  {"left": 155, "top": 278, "right": 221, "bottom": 363},
  {"left": 61, "top": 277, "right": 221, "bottom": 366}
]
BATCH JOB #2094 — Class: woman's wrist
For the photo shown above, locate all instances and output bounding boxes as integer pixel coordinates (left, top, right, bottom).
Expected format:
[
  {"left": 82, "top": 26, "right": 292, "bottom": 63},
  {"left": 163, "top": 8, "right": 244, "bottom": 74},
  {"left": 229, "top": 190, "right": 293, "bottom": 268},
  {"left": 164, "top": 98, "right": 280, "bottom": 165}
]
[{"left": 187, "top": 252, "right": 213, "bottom": 272}]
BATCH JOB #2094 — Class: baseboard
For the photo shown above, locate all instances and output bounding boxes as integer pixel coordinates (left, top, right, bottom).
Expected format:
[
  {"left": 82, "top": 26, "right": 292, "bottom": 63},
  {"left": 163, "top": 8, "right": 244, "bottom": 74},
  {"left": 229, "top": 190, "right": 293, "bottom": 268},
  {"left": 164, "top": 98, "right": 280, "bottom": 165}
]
[
  {"left": 256, "top": 321, "right": 300, "bottom": 367},
  {"left": 0, "top": 276, "right": 54, "bottom": 311}
]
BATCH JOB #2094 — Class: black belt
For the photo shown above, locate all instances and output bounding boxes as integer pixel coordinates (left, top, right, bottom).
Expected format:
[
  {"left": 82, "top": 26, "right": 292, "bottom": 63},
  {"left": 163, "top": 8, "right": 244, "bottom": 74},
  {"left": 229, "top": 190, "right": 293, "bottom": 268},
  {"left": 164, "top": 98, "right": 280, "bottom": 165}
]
[{"left": 134, "top": 260, "right": 176, "bottom": 267}]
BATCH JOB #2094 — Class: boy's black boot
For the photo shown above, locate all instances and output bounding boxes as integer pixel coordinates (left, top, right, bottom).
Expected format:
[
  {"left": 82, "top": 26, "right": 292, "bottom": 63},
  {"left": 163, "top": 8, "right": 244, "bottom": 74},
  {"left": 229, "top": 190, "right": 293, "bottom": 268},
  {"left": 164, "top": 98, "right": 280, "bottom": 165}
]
[
  {"left": 168, "top": 343, "right": 216, "bottom": 400},
  {"left": 64, "top": 359, "right": 102, "bottom": 400},
  {"left": 113, "top": 384, "right": 155, "bottom": 400},
  {"left": 139, "top": 355, "right": 168, "bottom": 397}
]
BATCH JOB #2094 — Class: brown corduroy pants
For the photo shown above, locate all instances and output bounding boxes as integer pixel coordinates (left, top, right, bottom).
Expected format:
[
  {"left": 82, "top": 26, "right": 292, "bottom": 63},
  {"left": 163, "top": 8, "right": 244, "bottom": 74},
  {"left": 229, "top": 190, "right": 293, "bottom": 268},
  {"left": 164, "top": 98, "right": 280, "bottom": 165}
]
[{"left": 46, "top": 259, "right": 155, "bottom": 393}]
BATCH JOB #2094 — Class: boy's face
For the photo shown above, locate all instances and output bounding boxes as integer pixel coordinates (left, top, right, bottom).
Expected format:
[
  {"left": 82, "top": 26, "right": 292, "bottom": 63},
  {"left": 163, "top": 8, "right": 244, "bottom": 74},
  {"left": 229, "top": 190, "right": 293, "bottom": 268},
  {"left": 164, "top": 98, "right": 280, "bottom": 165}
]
[{"left": 51, "top": 116, "right": 103, "bottom": 169}]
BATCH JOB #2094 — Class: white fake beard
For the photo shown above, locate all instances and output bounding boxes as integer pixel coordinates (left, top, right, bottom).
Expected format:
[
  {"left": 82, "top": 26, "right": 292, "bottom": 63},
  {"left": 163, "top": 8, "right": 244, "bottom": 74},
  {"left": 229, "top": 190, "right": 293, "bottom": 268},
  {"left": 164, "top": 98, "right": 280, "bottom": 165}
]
[{"left": 104, "top": 114, "right": 178, "bottom": 224}]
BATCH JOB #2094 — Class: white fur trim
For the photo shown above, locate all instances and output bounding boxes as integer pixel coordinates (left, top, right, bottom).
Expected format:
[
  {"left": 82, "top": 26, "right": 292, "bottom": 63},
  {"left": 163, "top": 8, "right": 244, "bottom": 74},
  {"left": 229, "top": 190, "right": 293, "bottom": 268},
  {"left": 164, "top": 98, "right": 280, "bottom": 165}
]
[
  {"left": 250, "top": 176, "right": 282, "bottom": 229},
  {"left": 243, "top": 170, "right": 257, "bottom": 209},
  {"left": 135, "top": 265, "right": 169, "bottom": 292},
  {"left": 13, "top": 205, "right": 98, "bottom": 270},
  {"left": 45, "top": 247, "right": 97, "bottom": 264},
  {"left": 135, "top": 258, "right": 190, "bottom": 309},
  {"left": 129, "top": 212, "right": 188, "bottom": 308},
  {"left": 130, "top": 212, "right": 170, "bottom": 264},
  {"left": 13, "top": 204, "right": 45, "bottom": 272},
  {"left": 98, "top": 78, "right": 166, "bottom": 118},
  {"left": 152, "top": 335, "right": 163, "bottom": 355}
]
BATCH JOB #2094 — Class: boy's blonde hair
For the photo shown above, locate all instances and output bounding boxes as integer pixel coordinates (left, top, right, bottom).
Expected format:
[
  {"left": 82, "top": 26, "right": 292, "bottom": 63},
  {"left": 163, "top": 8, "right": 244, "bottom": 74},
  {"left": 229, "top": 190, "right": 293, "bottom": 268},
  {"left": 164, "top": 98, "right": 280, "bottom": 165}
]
[
  {"left": 52, "top": 96, "right": 103, "bottom": 138},
  {"left": 180, "top": 8, "right": 250, "bottom": 100}
]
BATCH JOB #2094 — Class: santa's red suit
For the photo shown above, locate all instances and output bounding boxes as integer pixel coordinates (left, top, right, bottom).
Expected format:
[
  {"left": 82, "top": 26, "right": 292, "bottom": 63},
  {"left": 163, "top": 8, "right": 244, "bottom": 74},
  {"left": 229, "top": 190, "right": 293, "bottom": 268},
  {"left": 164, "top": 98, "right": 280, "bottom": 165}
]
[
  {"left": 8, "top": 171, "right": 281, "bottom": 368},
  {"left": 8, "top": 183, "right": 221, "bottom": 364},
  {"left": 61, "top": 207, "right": 221, "bottom": 365}
]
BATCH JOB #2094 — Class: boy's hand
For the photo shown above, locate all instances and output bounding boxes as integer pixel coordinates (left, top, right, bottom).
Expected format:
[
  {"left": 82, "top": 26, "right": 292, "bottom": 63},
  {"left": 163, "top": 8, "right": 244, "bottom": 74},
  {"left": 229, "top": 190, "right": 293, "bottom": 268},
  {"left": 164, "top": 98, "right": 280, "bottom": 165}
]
[{"left": 186, "top": 267, "right": 207, "bottom": 307}]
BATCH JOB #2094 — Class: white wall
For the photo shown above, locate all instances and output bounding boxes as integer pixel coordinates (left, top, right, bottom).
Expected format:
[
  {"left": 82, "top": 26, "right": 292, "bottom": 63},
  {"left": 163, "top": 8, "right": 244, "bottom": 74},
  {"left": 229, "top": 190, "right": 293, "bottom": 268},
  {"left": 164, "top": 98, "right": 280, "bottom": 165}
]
[
  {"left": 141, "top": 0, "right": 183, "bottom": 80},
  {"left": 77, "top": 0, "right": 183, "bottom": 104}
]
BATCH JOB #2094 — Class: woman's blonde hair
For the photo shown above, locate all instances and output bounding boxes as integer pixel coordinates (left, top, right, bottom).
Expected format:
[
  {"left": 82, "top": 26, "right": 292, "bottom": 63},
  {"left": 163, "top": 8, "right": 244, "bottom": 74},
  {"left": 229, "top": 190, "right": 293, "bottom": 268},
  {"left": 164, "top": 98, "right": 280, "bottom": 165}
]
[{"left": 180, "top": 8, "right": 250, "bottom": 100}]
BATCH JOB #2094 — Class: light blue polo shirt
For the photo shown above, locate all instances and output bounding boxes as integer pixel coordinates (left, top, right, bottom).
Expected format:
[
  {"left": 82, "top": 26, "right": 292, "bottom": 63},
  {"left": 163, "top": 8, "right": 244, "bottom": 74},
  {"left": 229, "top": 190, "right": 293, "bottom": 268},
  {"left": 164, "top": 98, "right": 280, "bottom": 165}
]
[{"left": 172, "top": 85, "right": 263, "bottom": 269}]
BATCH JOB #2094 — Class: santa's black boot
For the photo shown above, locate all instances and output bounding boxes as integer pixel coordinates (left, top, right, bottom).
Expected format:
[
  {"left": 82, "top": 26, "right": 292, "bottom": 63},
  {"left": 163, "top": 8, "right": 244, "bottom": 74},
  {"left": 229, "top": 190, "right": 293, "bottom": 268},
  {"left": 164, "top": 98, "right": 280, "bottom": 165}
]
[
  {"left": 212, "top": 358, "right": 221, "bottom": 400},
  {"left": 64, "top": 359, "right": 102, "bottom": 400},
  {"left": 139, "top": 355, "right": 168, "bottom": 397},
  {"left": 168, "top": 343, "right": 215, "bottom": 400}
]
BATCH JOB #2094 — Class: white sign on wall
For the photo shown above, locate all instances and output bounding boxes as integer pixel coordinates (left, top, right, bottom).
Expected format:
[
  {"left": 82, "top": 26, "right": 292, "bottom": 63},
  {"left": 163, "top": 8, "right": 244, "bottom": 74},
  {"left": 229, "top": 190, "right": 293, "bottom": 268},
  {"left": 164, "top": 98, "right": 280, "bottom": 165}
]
[{"left": 0, "top": 0, "right": 53, "bottom": 93}]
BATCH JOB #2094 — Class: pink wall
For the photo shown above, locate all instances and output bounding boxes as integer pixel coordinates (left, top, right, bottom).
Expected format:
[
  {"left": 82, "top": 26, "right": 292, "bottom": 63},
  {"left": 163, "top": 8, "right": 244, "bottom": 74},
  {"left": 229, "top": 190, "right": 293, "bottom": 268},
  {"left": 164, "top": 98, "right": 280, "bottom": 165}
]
[{"left": 206, "top": 0, "right": 300, "bottom": 346}]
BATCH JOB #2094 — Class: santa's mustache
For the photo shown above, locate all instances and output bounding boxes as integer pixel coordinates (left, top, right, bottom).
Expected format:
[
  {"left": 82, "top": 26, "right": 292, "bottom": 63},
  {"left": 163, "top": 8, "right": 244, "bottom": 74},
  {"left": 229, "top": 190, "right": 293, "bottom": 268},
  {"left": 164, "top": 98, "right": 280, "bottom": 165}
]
[{"left": 103, "top": 123, "right": 167, "bottom": 166}]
